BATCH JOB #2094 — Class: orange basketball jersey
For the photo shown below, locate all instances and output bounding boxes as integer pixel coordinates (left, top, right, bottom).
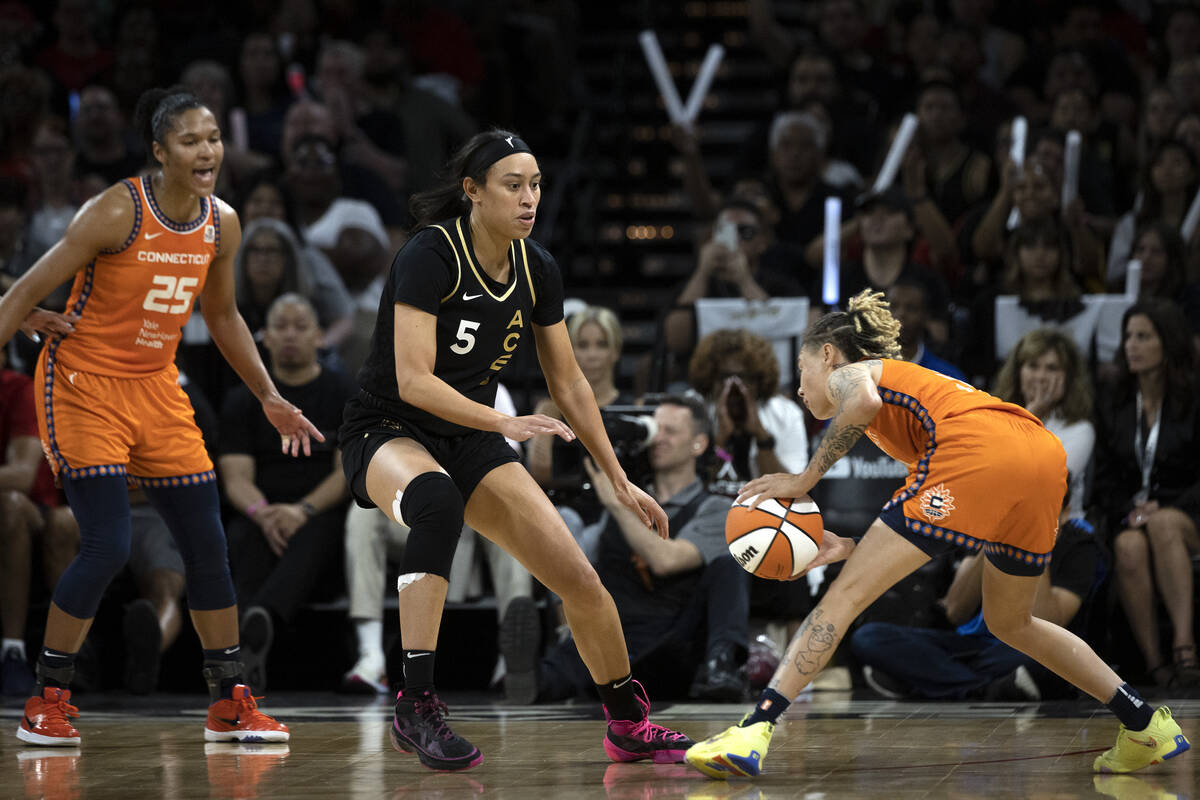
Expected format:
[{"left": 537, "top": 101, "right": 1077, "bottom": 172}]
[
  {"left": 868, "top": 359, "right": 1066, "bottom": 565},
  {"left": 866, "top": 358, "right": 1041, "bottom": 466},
  {"left": 54, "top": 175, "right": 219, "bottom": 377}
]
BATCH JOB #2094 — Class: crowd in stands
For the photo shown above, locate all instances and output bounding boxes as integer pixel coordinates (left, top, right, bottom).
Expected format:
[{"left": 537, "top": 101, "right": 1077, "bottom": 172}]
[{"left": 1, "top": 0, "right": 1200, "bottom": 704}]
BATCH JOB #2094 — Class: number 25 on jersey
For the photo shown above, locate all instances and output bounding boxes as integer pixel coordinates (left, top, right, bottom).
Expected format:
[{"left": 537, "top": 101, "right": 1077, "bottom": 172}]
[{"left": 143, "top": 275, "right": 199, "bottom": 314}]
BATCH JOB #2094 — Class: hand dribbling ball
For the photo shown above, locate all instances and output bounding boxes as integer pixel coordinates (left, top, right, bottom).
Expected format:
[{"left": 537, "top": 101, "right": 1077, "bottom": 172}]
[{"left": 725, "top": 496, "right": 823, "bottom": 580}]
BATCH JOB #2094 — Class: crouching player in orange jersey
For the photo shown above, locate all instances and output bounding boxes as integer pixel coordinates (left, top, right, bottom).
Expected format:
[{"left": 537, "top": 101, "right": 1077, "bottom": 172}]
[
  {"left": 0, "top": 86, "right": 322, "bottom": 747},
  {"left": 686, "top": 290, "right": 1190, "bottom": 779}
]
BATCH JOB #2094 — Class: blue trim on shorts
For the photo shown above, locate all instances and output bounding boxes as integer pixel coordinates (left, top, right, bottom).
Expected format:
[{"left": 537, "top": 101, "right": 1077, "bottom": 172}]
[
  {"left": 42, "top": 262, "right": 98, "bottom": 476},
  {"left": 880, "top": 492, "right": 1052, "bottom": 576},
  {"left": 130, "top": 470, "right": 217, "bottom": 488}
]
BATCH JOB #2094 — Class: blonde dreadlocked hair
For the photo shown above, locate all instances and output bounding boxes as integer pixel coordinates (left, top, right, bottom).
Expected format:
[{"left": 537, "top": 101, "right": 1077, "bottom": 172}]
[{"left": 802, "top": 289, "right": 902, "bottom": 361}]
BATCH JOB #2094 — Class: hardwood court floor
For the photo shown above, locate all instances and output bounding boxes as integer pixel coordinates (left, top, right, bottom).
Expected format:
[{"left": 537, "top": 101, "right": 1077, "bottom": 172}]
[{"left": 2, "top": 692, "right": 1196, "bottom": 799}]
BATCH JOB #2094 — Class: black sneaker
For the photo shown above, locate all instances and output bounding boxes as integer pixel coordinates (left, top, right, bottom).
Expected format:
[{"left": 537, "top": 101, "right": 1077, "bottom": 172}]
[
  {"left": 689, "top": 644, "right": 747, "bottom": 701},
  {"left": 122, "top": 598, "right": 162, "bottom": 694},
  {"left": 498, "top": 596, "right": 541, "bottom": 705},
  {"left": 391, "top": 689, "right": 483, "bottom": 771},
  {"left": 603, "top": 680, "right": 694, "bottom": 763},
  {"left": 240, "top": 606, "right": 273, "bottom": 693},
  {"left": 984, "top": 665, "right": 1040, "bottom": 702},
  {"left": 862, "top": 665, "right": 910, "bottom": 700}
]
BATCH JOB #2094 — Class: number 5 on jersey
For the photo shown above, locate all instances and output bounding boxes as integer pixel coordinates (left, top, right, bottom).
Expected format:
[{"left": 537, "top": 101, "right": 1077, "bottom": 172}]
[{"left": 143, "top": 275, "right": 199, "bottom": 314}]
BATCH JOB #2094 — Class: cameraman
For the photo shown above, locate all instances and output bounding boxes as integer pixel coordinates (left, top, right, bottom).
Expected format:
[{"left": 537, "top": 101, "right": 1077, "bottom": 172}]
[{"left": 532, "top": 395, "right": 751, "bottom": 702}]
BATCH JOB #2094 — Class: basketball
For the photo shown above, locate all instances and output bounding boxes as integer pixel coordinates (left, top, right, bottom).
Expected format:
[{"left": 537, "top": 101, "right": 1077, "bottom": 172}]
[{"left": 725, "top": 496, "right": 823, "bottom": 580}]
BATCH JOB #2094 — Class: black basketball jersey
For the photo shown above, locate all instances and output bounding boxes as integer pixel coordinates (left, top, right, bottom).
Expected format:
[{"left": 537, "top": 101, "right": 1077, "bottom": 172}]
[{"left": 357, "top": 216, "right": 565, "bottom": 436}]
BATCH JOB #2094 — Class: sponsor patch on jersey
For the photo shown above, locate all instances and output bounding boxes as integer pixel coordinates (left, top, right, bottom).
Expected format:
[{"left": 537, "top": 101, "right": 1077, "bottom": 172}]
[
  {"left": 203, "top": 224, "right": 215, "bottom": 243},
  {"left": 919, "top": 483, "right": 956, "bottom": 522}
]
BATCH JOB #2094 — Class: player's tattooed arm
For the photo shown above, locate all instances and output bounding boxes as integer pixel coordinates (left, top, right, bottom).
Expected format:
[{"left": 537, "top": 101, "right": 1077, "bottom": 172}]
[{"left": 807, "top": 362, "right": 880, "bottom": 477}]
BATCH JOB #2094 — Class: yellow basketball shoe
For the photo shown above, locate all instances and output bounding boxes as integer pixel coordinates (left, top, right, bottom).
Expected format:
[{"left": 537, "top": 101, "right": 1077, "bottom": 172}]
[
  {"left": 1094, "top": 707, "right": 1190, "bottom": 774},
  {"left": 685, "top": 715, "right": 774, "bottom": 780}
]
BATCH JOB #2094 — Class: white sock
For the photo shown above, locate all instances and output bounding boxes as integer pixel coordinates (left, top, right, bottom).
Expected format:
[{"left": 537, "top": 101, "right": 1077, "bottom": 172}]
[
  {"left": 2, "top": 638, "right": 26, "bottom": 659},
  {"left": 355, "top": 620, "right": 384, "bottom": 665}
]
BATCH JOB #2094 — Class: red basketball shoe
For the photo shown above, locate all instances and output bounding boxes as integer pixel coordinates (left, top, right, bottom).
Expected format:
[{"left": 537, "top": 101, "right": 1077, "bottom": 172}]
[
  {"left": 205, "top": 685, "right": 290, "bottom": 742},
  {"left": 16, "top": 687, "right": 80, "bottom": 746}
]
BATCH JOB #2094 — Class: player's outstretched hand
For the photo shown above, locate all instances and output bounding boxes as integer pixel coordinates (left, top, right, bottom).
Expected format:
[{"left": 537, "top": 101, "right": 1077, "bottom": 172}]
[
  {"left": 20, "top": 309, "right": 78, "bottom": 341},
  {"left": 801, "top": 531, "right": 855, "bottom": 573},
  {"left": 735, "top": 473, "right": 811, "bottom": 510},
  {"left": 262, "top": 395, "right": 325, "bottom": 456},
  {"left": 618, "top": 479, "right": 670, "bottom": 539},
  {"left": 499, "top": 413, "right": 576, "bottom": 443}
]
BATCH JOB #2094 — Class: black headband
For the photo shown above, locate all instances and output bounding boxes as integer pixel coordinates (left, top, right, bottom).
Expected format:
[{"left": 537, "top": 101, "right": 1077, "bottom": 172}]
[{"left": 465, "top": 135, "right": 533, "bottom": 178}]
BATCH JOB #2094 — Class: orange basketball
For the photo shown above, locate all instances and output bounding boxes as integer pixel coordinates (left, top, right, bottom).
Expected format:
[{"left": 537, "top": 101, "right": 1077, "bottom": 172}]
[{"left": 725, "top": 496, "right": 823, "bottom": 580}]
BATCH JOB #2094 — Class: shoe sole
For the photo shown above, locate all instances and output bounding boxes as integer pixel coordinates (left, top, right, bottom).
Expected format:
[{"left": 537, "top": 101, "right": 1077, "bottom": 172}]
[
  {"left": 204, "top": 726, "right": 290, "bottom": 743},
  {"left": 1094, "top": 736, "right": 1191, "bottom": 773},
  {"left": 685, "top": 749, "right": 761, "bottom": 779},
  {"left": 16, "top": 726, "right": 80, "bottom": 747},
  {"left": 390, "top": 721, "right": 483, "bottom": 771},
  {"left": 603, "top": 738, "right": 689, "bottom": 764},
  {"left": 123, "top": 599, "right": 162, "bottom": 694},
  {"left": 498, "top": 597, "right": 541, "bottom": 705},
  {"left": 340, "top": 673, "right": 390, "bottom": 695}
]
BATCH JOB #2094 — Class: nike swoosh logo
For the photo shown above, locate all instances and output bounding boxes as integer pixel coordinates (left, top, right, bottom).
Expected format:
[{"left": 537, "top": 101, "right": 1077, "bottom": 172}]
[
  {"left": 462, "top": 293, "right": 482, "bottom": 301},
  {"left": 1128, "top": 734, "right": 1157, "bottom": 748},
  {"left": 144, "top": 231, "right": 164, "bottom": 240},
  {"left": 223, "top": 647, "right": 239, "bottom": 655},
  {"left": 214, "top": 716, "right": 239, "bottom": 727},
  {"left": 405, "top": 652, "right": 431, "bottom": 659}
]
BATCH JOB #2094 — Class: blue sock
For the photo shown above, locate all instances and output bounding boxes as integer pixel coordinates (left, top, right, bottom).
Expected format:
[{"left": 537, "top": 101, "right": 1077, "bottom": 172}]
[
  {"left": 1106, "top": 683, "right": 1154, "bottom": 730},
  {"left": 743, "top": 688, "right": 790, "bottom": 726}
]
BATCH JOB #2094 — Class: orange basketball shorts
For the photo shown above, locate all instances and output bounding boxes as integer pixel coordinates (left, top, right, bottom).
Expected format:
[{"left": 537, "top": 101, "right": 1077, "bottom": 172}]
[
  {"left": 35, "top": 350, "right": 213, "bottom": 484},
  {"left": 882, "top": 408, "right": 1067, "bottom": 573}
]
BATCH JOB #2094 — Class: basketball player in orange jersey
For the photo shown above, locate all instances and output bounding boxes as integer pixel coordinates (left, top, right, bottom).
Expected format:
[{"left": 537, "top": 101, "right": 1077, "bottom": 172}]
[
  {"left": 338, "top": 129, "right": 693, "bottom": 771},
  {"left": 0, "top": 87, "right": 323, "bottom": 747},
  {"left": 687, "top": 289, "right": 1191, "bottom": 779}
]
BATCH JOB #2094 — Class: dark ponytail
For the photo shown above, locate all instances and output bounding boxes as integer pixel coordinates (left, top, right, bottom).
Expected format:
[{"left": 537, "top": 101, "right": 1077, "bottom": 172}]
[
  {"left": 409, "top": 129, "right": 525, "bottom": 230},
  {"left": 133, "top": 85, "right": 206, "bottom": 166}
]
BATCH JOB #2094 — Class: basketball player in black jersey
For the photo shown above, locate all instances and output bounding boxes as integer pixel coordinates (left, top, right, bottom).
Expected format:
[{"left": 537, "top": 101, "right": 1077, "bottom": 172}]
[{"left": 340, "top": 130, "right": 694, "bottom": 771}]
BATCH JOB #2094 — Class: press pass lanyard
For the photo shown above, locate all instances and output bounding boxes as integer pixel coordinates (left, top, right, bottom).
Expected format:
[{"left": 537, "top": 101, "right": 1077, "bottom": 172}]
[{"left": 1133, "top": 390, "right": 1160, "bottom": 504}]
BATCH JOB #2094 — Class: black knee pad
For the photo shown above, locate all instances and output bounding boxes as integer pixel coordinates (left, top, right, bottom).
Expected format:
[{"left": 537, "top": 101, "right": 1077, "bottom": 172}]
[{"left": 398, "top": 472, "right": 464, "bottom": 580}]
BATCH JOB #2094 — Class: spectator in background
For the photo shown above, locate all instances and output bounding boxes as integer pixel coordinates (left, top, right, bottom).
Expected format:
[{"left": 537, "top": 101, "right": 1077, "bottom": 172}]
[
  {"left": 313, "top": 39, "right": 408, "bottom": 194},
  {"left": 1093, "top": 299, "right": 1200, "bottom": 688},
  {"left": 911, "top": 80, "right": 994, "bottom": 231},
  {"left": 1137, "top": 85, "right": 1181, "bottom": 174},
  {"left": 964, "top": 153, "right": 1105, "bottom": 294},
  {"left": 528, "top": 305, "right": 635, "bottom": 541},
  {"left": 992, "top": 328, "right": 1095, "bottom": 518},
  {"left": 886, "top": 277, "right": 966, "bottom": 381},
  {"left": 279, "top": 99, "right": 404, "bottom": 229},
  {"left": 0, "top": 178, "right": 36, "bottom": 294},
  {"left": 1048, "top": 87, "right": 1124, "bottom": 227},
  {"left": 359, "top": 32, "right": 476, "bottom": 196},
  {"left": 963, "top": 217, "right": 1086, "bottom": 384},
  {"left": 232, "top": 32, "right": 292, "bottom": 160},
  {"left": 233, "top": 218, "right": 353, "bottom": 350},
  {"left": 1108, "top": 140, "right": 1198, "bottom": 289},
  {"left": 26, "top": 118, "right": 79, "bottom": 267},
  {"left": 1129, "top": 221, "right": 1200, "bottom": 309},
  {"left": 71, "top": 85, "right": 144, "bottom": 186},
  {"left": 763, "top": 110, "right": 851, "bottom": 254},
  {"left": 34, "top": 0, "right": 112, "bottom": 95},
  {"left": 664, "top": 198, "right": 808, "bottom": 358},
  {"left": 0, "top": 344, "right": 77, "bottom": 697},
  {"left": 839, "top": 188, "right": 953, "bottom": 347},
  {"left": 180, "top": 59, "right": 272, "bottom": 196},
  {"left": 0, "top": 64, "right": 52, "bottom": 188},
  {"left": 219, "top": 295, "right": 354, "bottom": 690},
  {"left": 535, "top": 396, "right": 749, "bottom": 702},
  {"left": 687, "top": 328, "right": 808, "bottom": 498}
]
